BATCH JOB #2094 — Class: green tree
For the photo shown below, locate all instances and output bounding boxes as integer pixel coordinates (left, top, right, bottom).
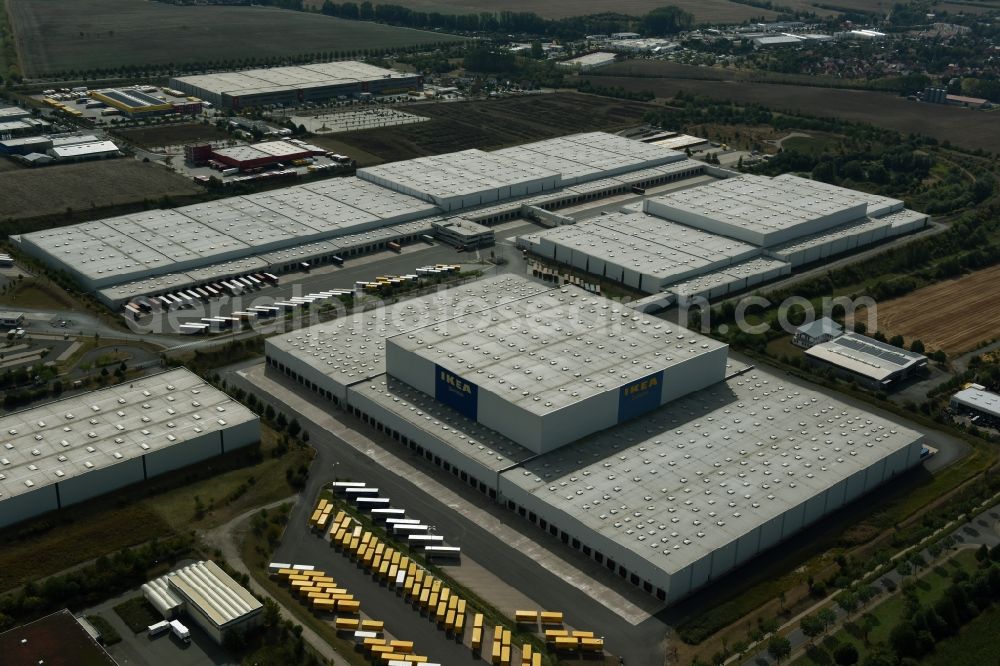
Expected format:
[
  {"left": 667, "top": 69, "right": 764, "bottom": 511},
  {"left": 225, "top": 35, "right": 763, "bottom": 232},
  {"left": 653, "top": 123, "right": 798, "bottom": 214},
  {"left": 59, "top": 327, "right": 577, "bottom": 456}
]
[
  {"left": 910, "top": 339, "right": 925, "bottom": 354},
  {"left": 639, "top": 6, "right": 694, "bottom": 35},
  {"left": 767, "top": 636, "right": 791, "bottom": 663},
  {"left": 800, "top": 614, "right": 824, "bottom": 645},
  {"left": 818, "top": 607, "right": 837, "bottom": 634},
  {"left": 837, "top": 591, "right": 859, "bottom": 617},
  {"left": 834, "top": 643, "right": 859, "bottom": 666}
]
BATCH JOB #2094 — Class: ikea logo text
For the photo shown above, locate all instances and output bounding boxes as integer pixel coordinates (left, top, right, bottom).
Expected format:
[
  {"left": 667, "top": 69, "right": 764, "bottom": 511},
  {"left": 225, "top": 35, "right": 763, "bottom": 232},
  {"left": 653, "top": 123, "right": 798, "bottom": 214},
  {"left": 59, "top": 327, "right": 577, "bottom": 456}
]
[
  {"left": 623, "top": 376, "right": 658, "bottom": 396},
  {"left": 440, "top": 371, "right": 472, "bottom": 394}
]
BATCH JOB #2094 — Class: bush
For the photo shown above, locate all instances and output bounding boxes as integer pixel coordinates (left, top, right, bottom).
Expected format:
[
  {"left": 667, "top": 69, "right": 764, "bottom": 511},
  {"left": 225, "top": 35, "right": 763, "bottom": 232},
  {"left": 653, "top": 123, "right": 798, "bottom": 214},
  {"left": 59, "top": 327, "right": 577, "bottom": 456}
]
[{"left": 85, "top": 614, "right": 121, "bottom": 645}]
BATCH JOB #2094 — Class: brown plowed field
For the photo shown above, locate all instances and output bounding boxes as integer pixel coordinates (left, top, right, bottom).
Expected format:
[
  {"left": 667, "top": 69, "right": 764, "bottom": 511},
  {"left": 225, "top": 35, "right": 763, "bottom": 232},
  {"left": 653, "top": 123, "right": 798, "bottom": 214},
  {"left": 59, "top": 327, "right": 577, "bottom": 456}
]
[{"left": 863, "top": 264, "right": 1000, "bottom": 354}]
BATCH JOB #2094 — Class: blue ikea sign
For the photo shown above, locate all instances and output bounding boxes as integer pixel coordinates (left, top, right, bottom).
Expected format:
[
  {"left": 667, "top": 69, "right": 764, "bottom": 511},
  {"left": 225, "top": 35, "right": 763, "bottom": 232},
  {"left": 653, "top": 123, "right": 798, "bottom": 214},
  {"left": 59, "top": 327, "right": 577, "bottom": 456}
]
[
  {"left": 617, "top": 370, "right": 664, "bottom": 423},
  {"left": 435, "top": 364, "right": 478, "bottom": 421}
]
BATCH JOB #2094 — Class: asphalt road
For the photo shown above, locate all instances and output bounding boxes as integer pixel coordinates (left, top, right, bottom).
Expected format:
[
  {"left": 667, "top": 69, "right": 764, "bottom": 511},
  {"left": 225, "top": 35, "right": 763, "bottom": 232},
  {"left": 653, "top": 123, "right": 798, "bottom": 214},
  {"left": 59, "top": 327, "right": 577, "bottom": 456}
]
[{"left": 226, "top": 364, "right": 673, "bottom": 666}]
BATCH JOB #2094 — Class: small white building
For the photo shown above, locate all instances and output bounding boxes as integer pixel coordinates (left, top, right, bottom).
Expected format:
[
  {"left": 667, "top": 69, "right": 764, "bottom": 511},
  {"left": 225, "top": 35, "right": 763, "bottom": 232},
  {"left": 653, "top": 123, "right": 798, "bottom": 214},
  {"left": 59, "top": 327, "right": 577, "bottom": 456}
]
[
  {"left": 950, "top": 386, "right": 1000, "bottom": 426},
  {"left": 792, "top": 317, "right": 843, "bottom": 348},
  {"left": 143, "top": 560, "right": 263, "bottom": 644}
]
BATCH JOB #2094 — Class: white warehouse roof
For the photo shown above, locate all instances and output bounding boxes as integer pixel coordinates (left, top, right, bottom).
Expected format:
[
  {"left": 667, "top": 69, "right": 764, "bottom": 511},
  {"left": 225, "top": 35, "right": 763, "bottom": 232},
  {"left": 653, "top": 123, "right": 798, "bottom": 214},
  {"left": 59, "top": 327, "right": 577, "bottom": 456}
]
[
  {"left": 165, "top": 560, "right": 263, "bottom": 629},
  {"left": 0, "top": 369, "right": 257, "bottom": 503},
  {"left": 387, "top": 285, "right": 727, "bottom": 417},
  {"left": 644, "top": 174, "right": 895, "bottom": 247},
  {"left": 171, "top": 61, "right": 413, "bottom": 97},
  {"left": 500, "top": 366, "right": 924, "bottom": 576},
  {"left": 951, "top": 387, "right": 1000, "bottom": 419},
  {"left": 267, "top": 275, "right": 550, "bottom": 396},
  {"left": 805, "top": 333, "right": 927, "bottom": 382}
]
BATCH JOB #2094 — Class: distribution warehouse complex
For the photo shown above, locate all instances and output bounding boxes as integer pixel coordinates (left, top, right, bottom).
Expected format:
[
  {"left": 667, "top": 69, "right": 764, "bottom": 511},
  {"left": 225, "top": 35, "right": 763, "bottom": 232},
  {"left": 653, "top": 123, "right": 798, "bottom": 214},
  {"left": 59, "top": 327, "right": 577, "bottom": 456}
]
[
  {"left": 517, "top": 173, "right": 928, "bottom": 299},
  {"left": 0, "top": 369, "right": 259, "bottom": 529},
  {"left": 15, "top": 130, "right": 928, "bottom": 311},
  {"left": 266, "top": 275, "right": 925, "bottom": 602},
  {"left": 168, "top": 61, "right": 422, "bottom": 108}
]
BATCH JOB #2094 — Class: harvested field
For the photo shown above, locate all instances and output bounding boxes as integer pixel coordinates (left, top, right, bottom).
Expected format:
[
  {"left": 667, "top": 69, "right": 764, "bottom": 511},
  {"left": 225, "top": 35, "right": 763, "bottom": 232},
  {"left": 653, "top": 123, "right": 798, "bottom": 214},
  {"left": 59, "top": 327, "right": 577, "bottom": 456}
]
[
  {"left": 0, "top": 159, "right": 199, "bottom": 222},
  {"left": 8, "top": 0, "right": 463, "bottom": 78},
  {"left": 862, "top": 264, "right": 1000, "bottom": 355},
  {"left": 579, "top": 74, "right": 1000, "bottom": 152},
  {"left": 113, "top": 122, "right": 231, "bottom": 149},
  {"left": 305, "top": 0, "right": 800, "bottom": 21},
  {"left": 319, "top": 93, "right": 660, "bottom": 163}
]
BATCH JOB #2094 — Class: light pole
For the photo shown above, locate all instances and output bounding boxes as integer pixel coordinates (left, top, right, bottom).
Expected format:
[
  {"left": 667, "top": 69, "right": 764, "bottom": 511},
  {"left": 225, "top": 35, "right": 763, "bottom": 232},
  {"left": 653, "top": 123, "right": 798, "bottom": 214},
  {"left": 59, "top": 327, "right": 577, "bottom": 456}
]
[{"left": 332, "top": 461, "right": 340, "bottom": 482}]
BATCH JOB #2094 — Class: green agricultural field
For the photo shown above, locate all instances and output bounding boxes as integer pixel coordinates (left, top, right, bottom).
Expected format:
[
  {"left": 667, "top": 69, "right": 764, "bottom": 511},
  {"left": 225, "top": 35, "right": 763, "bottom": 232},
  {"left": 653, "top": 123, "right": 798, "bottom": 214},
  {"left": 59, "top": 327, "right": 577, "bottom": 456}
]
[{"left": 7, "top": 0, "right": 464, "bottom": 78}]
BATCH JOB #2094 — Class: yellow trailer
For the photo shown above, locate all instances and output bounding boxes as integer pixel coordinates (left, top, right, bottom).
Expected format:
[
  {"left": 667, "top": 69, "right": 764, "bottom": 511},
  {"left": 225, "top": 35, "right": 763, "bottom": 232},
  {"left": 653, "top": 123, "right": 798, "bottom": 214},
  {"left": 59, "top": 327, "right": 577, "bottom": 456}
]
[
  {"left": 580, "top": 637, "right": 604, "bottom": 651},
  {"left": 334, "top": 617, "right": 360, "bottom": 630},
  {"left": 361, "top": 619, "right": 384, "bottom": 631},
  {"left": 435, "top": 600, "right": 447, "bottom": 622},
  {"left": 454, "top": 611, "right": 465, "bottom": 634},
  {"left": 337, "top": 599, "right": 360, "bottom": 612},
  {"left": 514, "top": 610, "right": 538, "bottom": 623},
  {"left": 312, "top": 598, "right": 336, "bottom": 611},
  {"left": 544, "top": 629, "right": 569, "bottom": 640},
  {"left": 389, "top": 640, "right": 414, "bottom": 653},
  {"left": 491, "top": 638, "right": 502, "bottom": 664},
  {"left": 309, "top": 508, "right": 323, "bottom": 525},
  {"left": 540, "top": 611, "right": 563, "bottom": 624},
  {"left": 531, "top": 654, "right": 541, "bottom": 666},
  {"left": 471, "top": 626, "right": 482, "bottom": 650},
  {"left": 554, "top": 636, "right": 579, "bottom": 649},
  {"left": 363, "top": 637, "right": 387, "bottom": 649},
  {"left": 572, "top": 630, "right": 595, "bottom": 638},
  {"left": 500, "top": 645, "right": 510, "bottom": 666}
]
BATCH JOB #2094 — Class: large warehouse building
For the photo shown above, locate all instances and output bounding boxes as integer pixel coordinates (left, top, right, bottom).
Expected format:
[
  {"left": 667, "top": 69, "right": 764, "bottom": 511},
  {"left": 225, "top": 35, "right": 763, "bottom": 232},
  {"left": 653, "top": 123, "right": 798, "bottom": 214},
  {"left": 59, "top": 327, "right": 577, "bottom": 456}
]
[
  {"left": 266, "top": 276, "right": 925, "bottom": 602},
  {"left": 17, "top": 131, "right": 927, "bottom": 310},
  {"left": 169, "top": 61, "right": 422, "bottom": 109},
  {"left": 18, "top": 132, "right": 696, "bottom": 307},
  {"left": 518, "top": 173, "right": 928, "bottom": 297},
  {"left": 0, "top": 369, "right": 259, "bottom": 529}
]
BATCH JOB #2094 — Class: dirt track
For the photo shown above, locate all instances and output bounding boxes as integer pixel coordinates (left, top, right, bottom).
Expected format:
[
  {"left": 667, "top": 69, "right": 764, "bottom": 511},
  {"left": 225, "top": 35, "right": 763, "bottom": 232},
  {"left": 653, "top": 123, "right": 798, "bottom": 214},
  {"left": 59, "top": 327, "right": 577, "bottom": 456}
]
[{"left": 865, "top": 264, "right": 1000, "bottom": 354}]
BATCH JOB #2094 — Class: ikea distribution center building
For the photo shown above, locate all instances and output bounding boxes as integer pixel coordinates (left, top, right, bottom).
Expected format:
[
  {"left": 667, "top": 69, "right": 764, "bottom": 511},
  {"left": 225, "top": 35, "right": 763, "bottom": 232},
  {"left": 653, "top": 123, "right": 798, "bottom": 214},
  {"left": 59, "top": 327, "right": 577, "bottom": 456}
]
[{"left": 267, "top": 275, "right": 924, "bottom": 602}]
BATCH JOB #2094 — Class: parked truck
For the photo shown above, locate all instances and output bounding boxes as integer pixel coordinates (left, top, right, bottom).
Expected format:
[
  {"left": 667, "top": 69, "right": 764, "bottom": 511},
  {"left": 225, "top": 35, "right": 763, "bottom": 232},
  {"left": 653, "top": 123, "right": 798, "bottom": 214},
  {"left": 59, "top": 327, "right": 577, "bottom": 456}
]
[{"left": 169, "top": 619, "right": 191, "bottom": 643}]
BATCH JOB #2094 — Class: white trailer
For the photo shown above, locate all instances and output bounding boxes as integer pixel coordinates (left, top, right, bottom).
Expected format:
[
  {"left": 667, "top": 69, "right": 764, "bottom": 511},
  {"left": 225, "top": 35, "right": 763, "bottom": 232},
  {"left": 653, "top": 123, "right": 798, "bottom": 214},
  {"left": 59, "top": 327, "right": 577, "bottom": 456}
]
[
  {"left": 148, "top": 620, "right": 171, "bottom": 637},
  {"left": 407, "top": 534, "right": 445, "bottom": 546},
  {"left": 370, "top": 508, "right": 406, "bottom": 520},
  {"left": 392, "top": 523, "right": 429, "bottom": 534},
  {"left": 424, "top": 545, "right": 462, "bottom": 560}
]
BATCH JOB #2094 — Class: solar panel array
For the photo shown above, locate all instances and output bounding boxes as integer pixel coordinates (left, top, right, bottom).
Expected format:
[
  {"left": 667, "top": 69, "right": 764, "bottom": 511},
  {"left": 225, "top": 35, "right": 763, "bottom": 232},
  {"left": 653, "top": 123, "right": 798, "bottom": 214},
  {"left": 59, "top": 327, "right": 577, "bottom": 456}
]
[{"left": 835, "top": 336, "right": 912, "bottom": 366}]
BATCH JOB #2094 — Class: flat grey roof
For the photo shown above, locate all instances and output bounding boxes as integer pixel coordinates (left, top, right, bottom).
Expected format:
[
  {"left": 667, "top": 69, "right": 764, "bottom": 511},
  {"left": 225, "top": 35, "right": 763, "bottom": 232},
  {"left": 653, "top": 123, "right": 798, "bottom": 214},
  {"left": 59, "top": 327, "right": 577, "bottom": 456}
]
[
  {"left": 173, "top": 61, "right": 415, "bottom": 97},
  {"left": 501, "top": 365, "right": 923, "bottom": 574},
  {"left": 951, "top": 387, "right": 1000, "bottom": 419},
  {"left": 796, "top": 317, "right": 844, "bottom": 339},
  {"left": 268, "top": 276, "right": 551, "bottom": 391},
  {"left": 388, "top": 285, "right": 727, "bottom": 416},
  {"left": 21, "top": 177, "right": 437, "bottom": 287},
  {"left": 0, "top": 369, "right": 258, "bottom": 501},
  {"left": 350, "top": 374, "right": 536, "bottom": 472},
  {"left": 358, "top": 149, "right": 560, "bottom": 202},
  {"left": 645, "top": 174, "right": 885, "bottom": 244},
  {"left": 805, "top": 333, "right": 926, "bottom": 381}
]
